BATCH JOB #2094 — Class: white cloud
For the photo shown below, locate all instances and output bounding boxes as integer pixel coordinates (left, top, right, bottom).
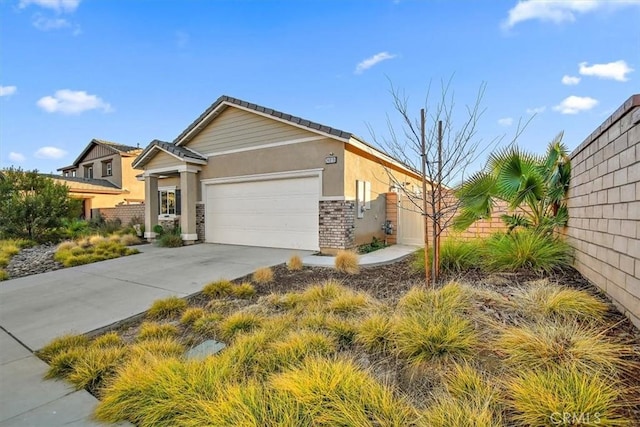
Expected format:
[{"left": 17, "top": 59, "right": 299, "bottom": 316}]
[
  {"left": 35, "top": 146, "right": 67, "bottom": 159},
  {"left": 32, "top": 14, "right": 70, "bottom": 30},
  {"left": 19, "top": 0, "right": 81, "bottom": 13},
  {"left": 0, "top": 86, "right": 17, "bottom": 97},
  {"left": 36, "top": 89, "right": 113, "bottom": 114},
  {"left": 498, "top": 117, "right": 513, "bottom": 127},
  {"left": 561, "top": 75, "right": 581, "bottom": 85},
  {"left": 355, "top": 52, "right": 397, "bottom": 74},
  {"left": 578, "top": 60, "right": 634, "bottom": 82},
  {"left": 553, "top": 96, "right": 598, "bottom": 114},
  {"left": 526, "top": 106, "right": 546, "bottom": 114},
  {"left": 8, "top": 152, "right": 26, "bottom": 163},
  {"left": 502, "top": 0, "right": 640, "bottom": 29}
]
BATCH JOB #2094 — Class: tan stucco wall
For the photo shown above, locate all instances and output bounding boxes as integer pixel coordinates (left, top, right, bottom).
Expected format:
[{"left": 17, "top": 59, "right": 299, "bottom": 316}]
[
  {"left": 198, "top": 138, "right": 345, "bottom": 198},
  {"left": 120, "top": 156, "right": 145, "bottom": 200},
  {"left": 186, "top": 106, "right": 318, "bottom": 155},
  {"left": 344, "top": 145, "right": 423, "bottom": 245}
]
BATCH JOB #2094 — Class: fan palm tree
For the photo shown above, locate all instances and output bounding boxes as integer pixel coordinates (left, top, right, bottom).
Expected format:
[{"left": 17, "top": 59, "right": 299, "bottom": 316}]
[{"left": 453, "top": 132, "right": 570, "bottom": 233}]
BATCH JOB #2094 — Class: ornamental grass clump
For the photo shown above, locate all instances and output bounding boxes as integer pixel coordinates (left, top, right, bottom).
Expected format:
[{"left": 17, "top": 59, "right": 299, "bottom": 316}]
[
  {"left": 335, "top": 250, "right": 360, "bottom": 274},
  {"left": 506, "top": 367, "right": 629, "bottom": 426},
  {"left": 129, "top": 338, "right": 185, "bottom": 359},
  {"left": 515, "top": 283, "right": 609, "bottom": 321},
  {"left": 179, "top": 307, "right": 206, "bottom": 326},
  {"left": 202, "top": 279, "right": 233, "bottom": 298},
  {"left": 356, "top": 313, "right": 394, "bottom": 352},
  {"left": 137, "top": 322, "right": 178, "bottom": 341},
  {"left": 496, "top": 320, "right": 634, "bottom": 375},
  {"left": 119, "top": 234, "right": 141, "bottom": 246},
  {"left": 66, "top": 346, "right": 127, "bottom": 391},
  {"left": 271, "top": 357, "right": 416, "bottom": 426},
  {"left": 218, "top": 311, "right": 264, "bottom": 341},
  {"left": 252, "top": 266, "right": 274, "bottom": 284},
  {"left": 146, "top": 296, "right": 187, "bottom": 320},
  {"left": 37, "top": 333, "right": 89, "bottom": 363},
  {"left": 230, "top": 282, "right": 256, "bottom": 298},
  {"left": 398, "top": 281, "right": 472, "bottom": 315},
  {"left": 392, "top": 309, "right": 478, "bottom": 366},
  {"left": 91, "top": 332, "right": 123, "bottom": 348},
  {"left": 191, "top": 312, "right": 224, "bottom": 336},
  {"left": 287, "top": 254, "right": 304, "bottom": 271},
  {"left": 482, "top": 230, "right": 572, "bottom": 273}
]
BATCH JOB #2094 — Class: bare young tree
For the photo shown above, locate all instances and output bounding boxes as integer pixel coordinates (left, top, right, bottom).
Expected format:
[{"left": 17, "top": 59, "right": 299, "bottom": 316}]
[{"left": 368, "top": 77, "right": 528, "bottom": 285}]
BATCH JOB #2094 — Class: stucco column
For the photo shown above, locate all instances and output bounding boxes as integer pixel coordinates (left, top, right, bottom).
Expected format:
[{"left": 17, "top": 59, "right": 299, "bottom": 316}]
[
  {"left": 180, "top": 170, "right": 198, "bottom": 244},
  {"left": 144, "top": 175, "right": 159, "bottom": 240}
]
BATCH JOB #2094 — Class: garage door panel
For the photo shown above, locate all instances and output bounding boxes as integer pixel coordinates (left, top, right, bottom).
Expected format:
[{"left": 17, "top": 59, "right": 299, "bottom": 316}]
[{"left": 205, "top": 176, "right": 319, "bottom": 250}]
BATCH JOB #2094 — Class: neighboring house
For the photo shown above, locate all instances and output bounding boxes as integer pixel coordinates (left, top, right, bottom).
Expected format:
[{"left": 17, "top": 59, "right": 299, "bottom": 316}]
[
  {"left": 133, "top": 95, "right": 423, "bottom": 253},
  {"left": 55, "top": 139, "right": 145, "bottom": 219}
]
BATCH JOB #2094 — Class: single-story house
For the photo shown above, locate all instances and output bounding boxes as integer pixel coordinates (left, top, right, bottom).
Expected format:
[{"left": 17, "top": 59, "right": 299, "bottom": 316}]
[
  {"left": 56, "top": 139, "right": 145, "bottom": 219},
  {"left": 133, "top": 95, "right": 423, "bottom": 253}
]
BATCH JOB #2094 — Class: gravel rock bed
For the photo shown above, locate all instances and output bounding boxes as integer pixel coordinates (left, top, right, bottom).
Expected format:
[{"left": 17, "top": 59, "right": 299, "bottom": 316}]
[{"left": 5, "top": 244, "right": 63, "bottom": 279}]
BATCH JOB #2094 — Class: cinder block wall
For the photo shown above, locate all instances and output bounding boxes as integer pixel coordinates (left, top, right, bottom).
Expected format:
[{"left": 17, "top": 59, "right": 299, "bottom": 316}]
[
  {"left": 565, "top": 94, "right": 640, "bottom": 328},
  {"left": 95, "top": 204, "right": 145, "bottom": 225}
]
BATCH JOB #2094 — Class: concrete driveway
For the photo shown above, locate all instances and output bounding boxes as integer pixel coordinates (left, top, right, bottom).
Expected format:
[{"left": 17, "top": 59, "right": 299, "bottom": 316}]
[{"left": 0, "top": 243, "right": 308, "bottom": 426}]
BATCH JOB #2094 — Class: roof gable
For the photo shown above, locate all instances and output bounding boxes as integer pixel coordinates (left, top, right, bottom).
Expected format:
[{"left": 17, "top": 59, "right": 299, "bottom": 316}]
[
  {"left": 174, "top": 95, "right": 352, "bottom": 147},
  {"left": 132, "top": 140, "right": 207, "bottom": 169},
  {"left": 67, "top": 139, "right": 141, "bottom": 168}
]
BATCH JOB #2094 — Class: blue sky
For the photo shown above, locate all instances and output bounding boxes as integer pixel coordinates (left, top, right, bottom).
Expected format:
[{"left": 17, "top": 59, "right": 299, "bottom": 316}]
[{"left": 1, "top": 0, "right": 638, "bottom": 175}]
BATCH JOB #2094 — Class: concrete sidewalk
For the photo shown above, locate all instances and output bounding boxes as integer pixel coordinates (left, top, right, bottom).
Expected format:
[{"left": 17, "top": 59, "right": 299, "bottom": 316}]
[
  {"left": 303, "top": 244, "right": 418, "bottom": 268},
  {"left": 0, "top": 243, "right": 306, "bottom": 426}
]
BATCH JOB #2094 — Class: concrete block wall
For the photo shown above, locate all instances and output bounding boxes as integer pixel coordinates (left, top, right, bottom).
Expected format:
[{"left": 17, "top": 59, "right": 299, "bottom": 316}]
[
  {"left": 94, "top": 204, "right": 145, "bottom": 225},
  {"left": 319, "top": 200, "right": 356, "bottom": 253},
  {"left": 565, "top": 94, "right": 640, "bottom": 328}
]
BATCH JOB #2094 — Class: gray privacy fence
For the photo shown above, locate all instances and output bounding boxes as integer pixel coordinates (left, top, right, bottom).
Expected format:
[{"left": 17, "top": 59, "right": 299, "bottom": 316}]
[{"left": 565, "top": 94, "right": 640, "bottom": 328}]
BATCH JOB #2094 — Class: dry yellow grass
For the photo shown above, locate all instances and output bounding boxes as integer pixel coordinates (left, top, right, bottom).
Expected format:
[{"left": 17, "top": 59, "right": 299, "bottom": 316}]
[
  {"left": 287, "top": 254, "right": 304, "bottom": 271},
  {"left": 252, "top": 267, "right": 274, "bottom": 284},
  {"left": 335, "top": 250, "right": 359, "bottom": 274},
  {"left": 119, "top": 234, "right": 141, "bottom": 246},
  {"left": 57, "top": 240, "right": 77, "bottom": 251}
]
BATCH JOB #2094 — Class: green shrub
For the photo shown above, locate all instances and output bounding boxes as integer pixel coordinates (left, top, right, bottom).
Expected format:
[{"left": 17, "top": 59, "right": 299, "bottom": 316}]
[
  {"left": 412, "top": 238, "right": 482, "bottom": 274},
  {"left": 506, "top": 367, "right": 629, "bottom": 426},
  {"left": 156, "top": 233, "right": 182, "bottom": 248},
  {"left": 147, "top": 296, "right": 187, "bottom": 320},
  {"left": 482, "top": 230, "right": 572, "bottom": 273},
  {"left": 0, "top": 270, "right": 8, "bottom": 281},
  {"left": 152, "top": 224, "right": 164, "bottom": 235}
]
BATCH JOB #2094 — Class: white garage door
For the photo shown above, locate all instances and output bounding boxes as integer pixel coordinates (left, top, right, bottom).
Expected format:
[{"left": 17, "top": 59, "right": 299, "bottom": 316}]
[{"left": 205, "top": 176, "right": 320, "bottom": 250}]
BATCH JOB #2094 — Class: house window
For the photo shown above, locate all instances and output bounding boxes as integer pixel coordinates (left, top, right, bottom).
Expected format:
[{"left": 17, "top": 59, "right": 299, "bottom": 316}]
[
  {"left": 84, "top": 165, "right": 93, "bottom": 179},
  {"left": 102, "top": 161, "right": 112, "bottom": 176},
  {"left": 63, "top": 171, "right": 69, "bottom": 177},
  {"left": 71, "top": 170, "right": 76, "bottom": 177},
  {"left": 158, "top": 188, "right": 181, "bottom": 216}
]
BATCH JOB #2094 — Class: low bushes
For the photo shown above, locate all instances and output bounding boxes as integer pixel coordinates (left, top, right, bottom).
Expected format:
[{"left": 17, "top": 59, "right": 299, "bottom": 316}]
[
  {"left": 413, "top": 230, "right": 572, "bottom": 275},
  {"left": 54, "top": 238, "right": 139, "bottom": 267}
]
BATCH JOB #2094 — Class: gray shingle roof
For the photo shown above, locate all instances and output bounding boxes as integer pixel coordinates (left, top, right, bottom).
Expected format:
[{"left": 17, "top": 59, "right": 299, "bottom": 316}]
[
  {"left": 174, "top": 95, "right": 353, "bottom": 145},
  {"left": 93, "top": 139, "right": 140, "bottom": 154},
  {"left": 132, "top": 140, "right": 207, "bottom": 168}
]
